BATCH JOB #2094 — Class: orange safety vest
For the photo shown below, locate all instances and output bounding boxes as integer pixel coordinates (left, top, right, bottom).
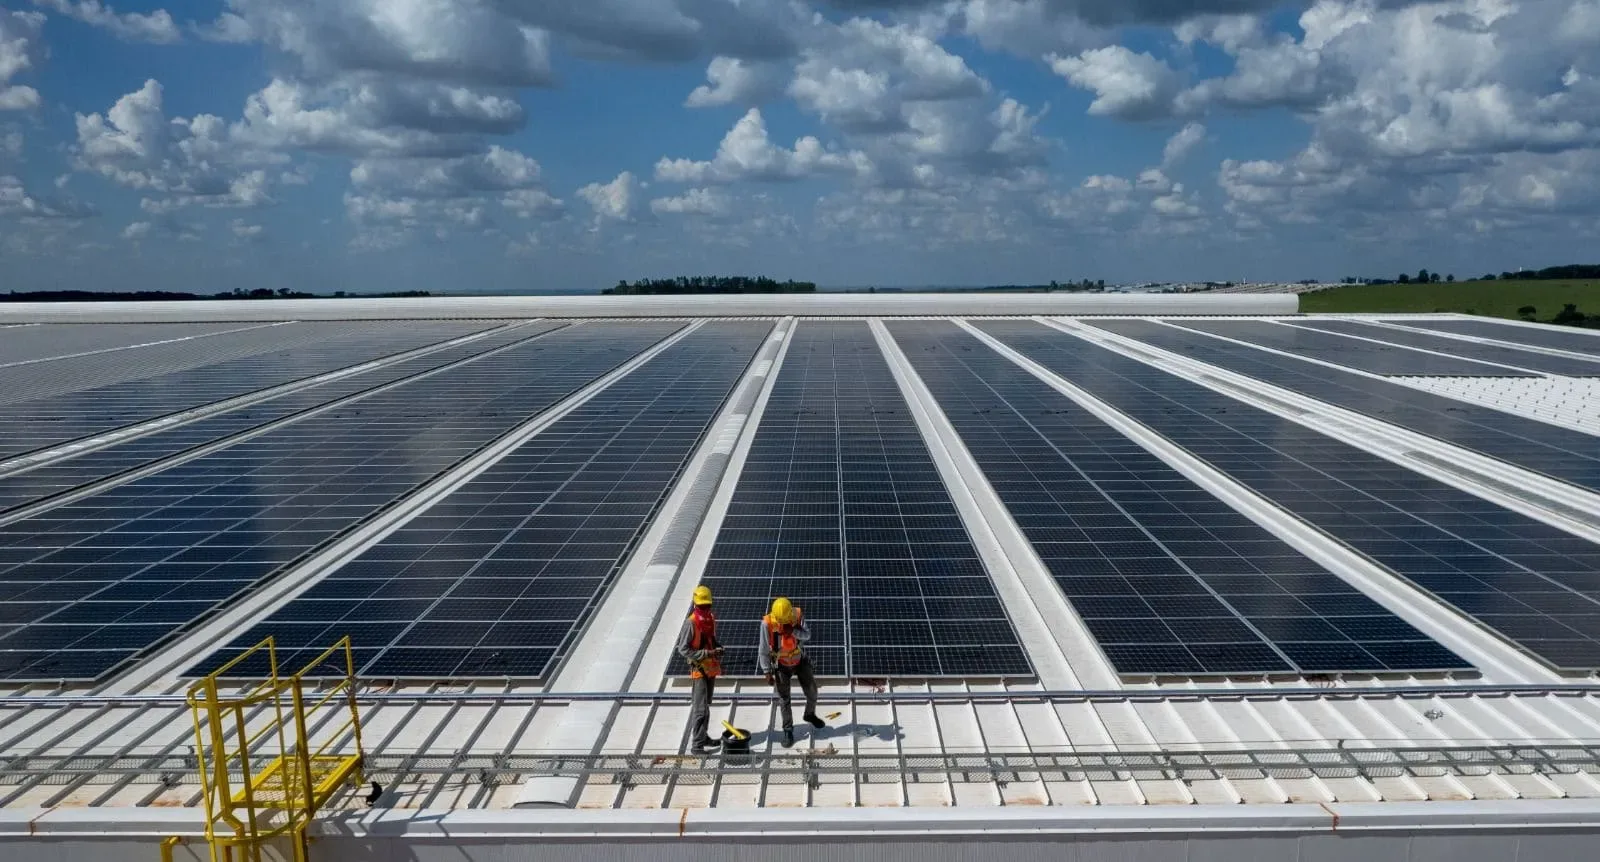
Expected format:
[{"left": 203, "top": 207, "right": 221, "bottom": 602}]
[
  {"left": 763, "top": 611, "right": 804, "bottom": 668},
  {"left": 688, "top": 607, "right": 720, "bottom": 679}
]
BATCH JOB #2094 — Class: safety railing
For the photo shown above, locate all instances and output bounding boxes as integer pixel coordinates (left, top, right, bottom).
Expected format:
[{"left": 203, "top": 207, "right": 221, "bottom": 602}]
[{"left": 183, "top": 637, "right": 364, "bottom": 862}]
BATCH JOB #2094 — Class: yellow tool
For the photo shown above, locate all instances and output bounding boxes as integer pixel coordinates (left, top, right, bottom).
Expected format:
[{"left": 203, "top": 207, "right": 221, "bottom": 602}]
[
  {"left": 720, "top": 720, "right": 748, "bottom": 740},
  {"left": 824, "top": 711, "right": 842, "bottom": 721}
]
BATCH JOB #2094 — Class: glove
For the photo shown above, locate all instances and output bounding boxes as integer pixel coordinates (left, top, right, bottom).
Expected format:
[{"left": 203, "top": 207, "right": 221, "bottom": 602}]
[
  {"left": 689, "top": 650, "right": 707, "bottom": 662},
  {"left": 764, "top": 673, "right": 776, "bottom": 686}
]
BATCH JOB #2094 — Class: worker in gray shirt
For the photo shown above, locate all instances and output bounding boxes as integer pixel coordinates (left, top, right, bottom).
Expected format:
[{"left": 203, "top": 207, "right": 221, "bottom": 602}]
[
  {"left": 676, "top": 585, "right": 723, "bottom": 754},
  {"left": 758, "top": 596, "right": 825, "bottom": 748}
]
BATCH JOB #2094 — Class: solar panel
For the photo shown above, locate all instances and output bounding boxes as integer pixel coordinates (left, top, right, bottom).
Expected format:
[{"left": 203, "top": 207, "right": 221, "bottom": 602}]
[
  {"left": 0, "top": 322, "right": 682, "bottom": 682},
  {"left": 1290, "top": 319, "right": 1600, "bottom": 377},
  {"left": 1177, "top": 320, "right": 1532, "bottom": 377},
  {"left": 1402, "top": 319, "right": 1600, "bottom": 357},
  {"left": 890, "top": 321, "right": 1471, "bottom": 678},
  {"left": 1092, "top": 319, "right": 1600, "bottom": 496},
  {"left": 979, "top": 319, "right": 1600, "bottom": 672},
  {"left": 0, "top": 324, "right": 560, "bottom": 513},
  {"left": 196, "top": 322, "right": 772, "bottom": 680},
  {"left": 682, "top": 321, "right": 1032, "bottom": 679},
  {"left": 0, "top": 323, "right": 258, "bottom": 366},
  {"left": 0, "top": 321, "right": 504, "bottom": 460}
]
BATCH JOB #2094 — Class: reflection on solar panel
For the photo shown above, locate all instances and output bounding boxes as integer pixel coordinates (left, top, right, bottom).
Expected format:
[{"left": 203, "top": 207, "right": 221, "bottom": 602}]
[
  {"left": 1094, "top": 319, "right": 1600, "bottom": 495},
  {"left": 893, "top": 321, "right": 1467, "bottom": 677},
  {"left": 684, "top": 322, "right": 1031, "bottom": 679},
  {"left": 201, "top": 322, "right": 771, "bottom": 680},
  {"left": 1178, "top": 320, "right": 1530, "bottom": 377},
  {"left": 1291, "top": 319, "right": 1600, "bottom": 377},
  {"left": 1403, "top": 319, "right": 1600, "bottom": 356},
  {"left": 0, "top": 324, "right": 560, "bottom": 513},
  {"left": 0, "top": 321, "right": 501, "bottom": 460},
  {"left": 0, "top": 323, "right": 680, "bottom": 681},
  {"left": 981, "top": 319, "right": 1600, "bottom": 671},
  {"left": 0, "top": 323, "right": 260, "bottom": 366}
]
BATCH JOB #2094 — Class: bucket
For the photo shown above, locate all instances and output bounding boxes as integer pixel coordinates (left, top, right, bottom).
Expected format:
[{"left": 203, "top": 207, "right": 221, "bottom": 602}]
[{"left": 720, "top": 726, "right": 753, "bottom": 766}]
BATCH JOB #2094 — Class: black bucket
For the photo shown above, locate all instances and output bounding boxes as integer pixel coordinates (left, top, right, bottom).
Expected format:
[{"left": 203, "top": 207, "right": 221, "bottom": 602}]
[{"left": 720, "top": 727, "right": 753, "bottom": 766}]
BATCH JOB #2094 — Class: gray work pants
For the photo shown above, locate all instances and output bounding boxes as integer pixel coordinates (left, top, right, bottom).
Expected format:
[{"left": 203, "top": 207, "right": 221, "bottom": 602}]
[
  {"left": 773, "top": 658, "right": 818, "bottom": 731},
  {"left": 689, "top": 675, "right": 715, "bottom": 744}
]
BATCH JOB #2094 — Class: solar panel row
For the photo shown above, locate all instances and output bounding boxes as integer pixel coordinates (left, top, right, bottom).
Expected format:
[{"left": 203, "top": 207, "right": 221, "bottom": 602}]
[
  {"left": 1178, "top": 320, "right": 1530, "bottom": 377},
  {"left": 892, "top": 321, "right": 1468, "bottom": 677},
  {"left": 0, "top": 322, "right": 260, "bottom": 366},
  {"left": 0, "top": 324, "right": 561, "bottom": 513},
  {"left": 983, "top": 320, "right": 1600, "bottom": 672},
  {"left": 204, "top": 321, "right": 771, "bottom": 680},
  {"left": 685, "top": 321, "right": 1032, "bottom": 679},
  {"left": 1290, "top": 319, "right": 1600, "bottom": 377},
  {"left": 0, "top": 321, "right": 502, "bottom": 459},
  {"left": 1095, "top": 320, "right": 1600, "bottom": 496},
  {"left": 1404, "top": 319, "right": 1600, "bottom": 357},
  {"left": 0, "top": 322, "right": 681, "bottom": 681}
]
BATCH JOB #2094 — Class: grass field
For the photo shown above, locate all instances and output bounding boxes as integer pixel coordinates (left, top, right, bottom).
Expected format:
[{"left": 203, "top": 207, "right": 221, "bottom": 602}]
[{"left": 1300, "top": 279, "right": 1600, "bottom": 322}]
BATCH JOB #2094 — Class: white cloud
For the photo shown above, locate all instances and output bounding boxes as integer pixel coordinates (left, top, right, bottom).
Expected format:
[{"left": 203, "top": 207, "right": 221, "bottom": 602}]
[
  {"left": 650, "top": 187, "right": 731, "bottom": 217},
  {"left": 578, "top": 170, "right": 641, "bottom": 221},
  {"left": 32, "top": 0, "right": 180, "bottom": 43},
  {"left": 0, "top": 9, "right": 45, "bottom": 110},
  {"left": 686, "top": 57, "right": 787, "bottom": 108},
  {"left": 121, "top": 220, "right": 150, "bottom": 239},
  {"left": 957, "top": 0, "right": 1104, "bottom": 57},
  {"left": 1049, "top": 45, "right": 1180, "bottom": 120},
  {"left": 349, "top": 146, "right": 543, "bottom": 197},
  {"left": 788, "top": 17, "right": 987, "bottom": 133},
  {"left": 1161, "top": 121, "right": 1205, "bottom": 168},
  {"left": 230, "top": 217, "right": 263, "bottom": 238},
  {"left": 501, "top": 187, "right": 565, "bottom": 219},
  {"left": 194, "top": 11, "right": 251, "bottom": 43},
  {"left": 0, "top": 130, "right": 19, "bottom": 159},
  {"left": 0, "top": 173, "right": 96, "bottom": 219},
  {"left": 655, "top": 108, "right": 870, "bottom": 184}
]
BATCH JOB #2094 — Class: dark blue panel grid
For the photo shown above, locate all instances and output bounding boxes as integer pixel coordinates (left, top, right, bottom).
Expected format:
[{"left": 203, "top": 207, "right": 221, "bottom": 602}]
[
  {"left": 0, "top": 324, "right": 559, "bottom": 514},
  {"left": 892, "top": 320, "right": 1471, "bottom": 678},
  {"left": 0, "top": 321, "right": 502, "bottom": 460},
  {"left": 1289, "top": 319, "right": 1600, "bottom": 377},
  {"left": 683, "top": 322, "right": 1032, "bottom": 679},
  {"left": 981, "top": 319, "right": 1600, "bottom": 672},
  {"left": 1178, "top": 320, "right": 1529, "bottom": 377},
  {"left": 0, "top": 322, "right": 681, "bottom": 681},
  {"left": 1092, "top": 319, "right": 1600, "bottom": 496},
  {"left": 1404, "top": 319, "right": 1600, "bottom": 357},
  {"left": 199, "top": 321, "right": 773, "bottom": 680}
]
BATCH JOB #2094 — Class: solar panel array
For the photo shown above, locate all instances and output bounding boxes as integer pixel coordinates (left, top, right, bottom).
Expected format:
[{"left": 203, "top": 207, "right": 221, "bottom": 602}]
[
  {"left": 0, "top": 323, "right": 679, "bottom": 681},
  {"left": 1094, "top": 320, "right": 1600, "bottom": 496},
  {"left": 1290, "top": 319, "right": 1600, "bottom": 377},
  {"left": 1177, "top": 319, "right": 1530, "bottom": 377},
  {"left": 1403, "top": 319, "right": 1600, "bottom": 356},
  {"left": 0, "top": 324, "right": 559, "bottom": 513},
  {"left": 981, "top": 320, "right": 1600, "bottom": 672},
  {"left": 684, "top": 322, "right": 1032, "bottom": 679},
  {"left": 0, "top": 322, "right": 259, "bottom": 366},
  {"left": 0, "top": 321, "right": 500, "bottom": 459},
  {"left": 202, "top": 322, "right": 771, "bottom": 679},
  {"left": 892, "top": 321, "right": 1467, "bottom": 677}
]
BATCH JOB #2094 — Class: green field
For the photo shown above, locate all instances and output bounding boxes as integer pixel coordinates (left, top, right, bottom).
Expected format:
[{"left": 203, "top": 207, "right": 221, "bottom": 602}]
[{"left": 1300, "top": 279, "right": 1600, "bottom": 322}]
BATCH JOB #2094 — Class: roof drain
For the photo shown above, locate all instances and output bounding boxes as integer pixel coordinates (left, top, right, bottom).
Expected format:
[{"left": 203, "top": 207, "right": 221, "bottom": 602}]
[{"left": 514, "top": 323, "right": 791, "bottom": 808}]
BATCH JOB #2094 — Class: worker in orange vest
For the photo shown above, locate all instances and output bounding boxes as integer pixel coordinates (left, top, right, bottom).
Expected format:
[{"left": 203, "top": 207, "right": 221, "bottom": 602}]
[
  {"left": 675, "top": 585, "right": 723, "bottom": 754},
  {"left": 758, "top": 596, "right": 825, "bottom": 747}
]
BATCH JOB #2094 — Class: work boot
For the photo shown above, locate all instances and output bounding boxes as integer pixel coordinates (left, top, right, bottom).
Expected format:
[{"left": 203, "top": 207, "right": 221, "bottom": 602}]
[
  {"left": 782, "top": 729, "right": 795, "bottom": 748},
  {"left": 804, "top": 712, "right": 825, "bottom": 729},
  {"left": 691, "top": 738, "right": 716, "bottom": 755}
]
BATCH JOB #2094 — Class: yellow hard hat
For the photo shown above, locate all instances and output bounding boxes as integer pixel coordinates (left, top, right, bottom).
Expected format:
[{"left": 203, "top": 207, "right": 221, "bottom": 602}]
[
  {"left": 692, "top": 585, "right": 713, "bottom": 606},
  {"left": 770, "top": 596, "right": 794, "bottom": 625}
]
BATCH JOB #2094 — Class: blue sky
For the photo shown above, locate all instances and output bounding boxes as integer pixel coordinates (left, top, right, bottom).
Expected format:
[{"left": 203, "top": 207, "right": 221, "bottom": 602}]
[{"left": 1, "top": 0, "right": 1597, "bottom": 293}]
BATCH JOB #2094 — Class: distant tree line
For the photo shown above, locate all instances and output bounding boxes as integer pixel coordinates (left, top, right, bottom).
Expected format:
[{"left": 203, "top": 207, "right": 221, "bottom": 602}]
[
  {"left": 1340, "top": 264, "right": 1600, "bottom": 286},
  {"left": 603, "top": 276, "right": 816, "bottom": 295},
  {"left": 1, "top": 289, "right": 431, "bottom": 302}
]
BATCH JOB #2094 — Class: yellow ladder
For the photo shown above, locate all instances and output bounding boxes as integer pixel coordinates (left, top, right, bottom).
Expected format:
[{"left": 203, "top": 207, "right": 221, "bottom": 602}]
[{"left": 182, "top": 637, "right": 367, "bottom": 862}]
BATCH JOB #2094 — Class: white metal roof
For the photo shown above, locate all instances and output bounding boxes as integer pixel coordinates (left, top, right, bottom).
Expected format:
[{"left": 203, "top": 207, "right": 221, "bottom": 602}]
[{"left": 1, "top": 300, "right": 1599, "bottom": 831}]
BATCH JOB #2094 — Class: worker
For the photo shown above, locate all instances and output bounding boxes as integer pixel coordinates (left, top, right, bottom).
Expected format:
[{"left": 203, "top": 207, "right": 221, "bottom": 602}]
[
  {"left": 758, "top": 596, "right": 826, "bottom": 747},
  {"left": 675, "top": 585, "right": 724, "bottom": 754}
]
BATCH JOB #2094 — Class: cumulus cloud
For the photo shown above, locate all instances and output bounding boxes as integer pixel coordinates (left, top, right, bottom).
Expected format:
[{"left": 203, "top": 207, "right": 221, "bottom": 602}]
[
  {"left": 121, "top": 220, "right": 150, "bottom": 239},
  {"left": 0, "top": 9, "right": 45, "bottom": 110},
  {"left": 686, "top": 56, "right": 788, "bottom": 107},
  {"left": 1049, "top": 45, "right": 1180, "bottom": 120},
  {"left": 788, "top": 17, "right": 987, "bottom": 133},
  {"left": 230, "top": 218, "right": 263, "bottom": 238},
  {"left": 656, "top": 108, "right": 870, "bottom": 184},
  {"left": 578, "top": 170, "right": 642, "bottom": 221},
  {"left": 650, "top": 187, "right": 732, "bottom": 217},
  {"left": 31, "top": 0, "right": 180, "bottom": 43},
  {"left": 0, "top": 173, "right": 96, "bottom": 219},
  {"left": 0, "top": 130, "right": 19, "bottom": 159},
  {"left": 1161, "top": 122, "right": 1205, "bottom": 168},
  {"left": 956, "top": 0, "right": 1104, "bottom": 56}
]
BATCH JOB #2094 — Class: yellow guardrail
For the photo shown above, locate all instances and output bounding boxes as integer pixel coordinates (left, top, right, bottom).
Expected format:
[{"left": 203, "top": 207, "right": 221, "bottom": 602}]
[{"left": 183, "top": 637, "right": 365, "bottom": 862}]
